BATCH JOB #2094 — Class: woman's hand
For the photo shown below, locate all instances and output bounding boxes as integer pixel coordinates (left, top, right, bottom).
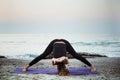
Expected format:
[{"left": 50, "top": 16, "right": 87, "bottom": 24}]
[
  {"left": 52, "top": 57, "right": 69, "bottom": 65},
  {"left": 90, "top": 66, "right": 96, "bottom": 71}
]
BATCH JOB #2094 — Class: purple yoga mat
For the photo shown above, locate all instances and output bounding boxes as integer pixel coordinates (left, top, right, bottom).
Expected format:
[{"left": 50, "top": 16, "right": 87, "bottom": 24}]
[{"left": 12, "top": 67, "right": 98, "bottom": 75}]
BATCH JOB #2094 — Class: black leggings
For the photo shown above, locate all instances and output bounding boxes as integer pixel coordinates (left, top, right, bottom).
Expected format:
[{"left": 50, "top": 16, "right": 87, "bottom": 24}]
[{"left": 29, "top": 39, "right": 92, "bottom": 67}]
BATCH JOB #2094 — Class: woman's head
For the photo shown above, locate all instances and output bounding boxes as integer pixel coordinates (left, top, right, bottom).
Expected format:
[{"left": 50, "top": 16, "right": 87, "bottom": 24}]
[
  {"left": 51, "top": 57, "right": 70, "bottom": 76},
  {"left": 57, "top": 62, "right": 70, "bottom": 76}
]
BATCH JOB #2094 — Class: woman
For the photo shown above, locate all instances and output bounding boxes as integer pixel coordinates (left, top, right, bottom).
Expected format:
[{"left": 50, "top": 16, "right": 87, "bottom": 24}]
[{"left": 22, "top": 39, "right": 96, "bottom": 76}]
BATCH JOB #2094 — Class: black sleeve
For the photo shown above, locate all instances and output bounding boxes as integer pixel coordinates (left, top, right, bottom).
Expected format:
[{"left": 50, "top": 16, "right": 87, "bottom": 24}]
[
  {"left": 29, "top": 39, "right": 57, "bottom": 66},
  {"left": 63, "top": 39, "right": 92, "bottom": 67}
]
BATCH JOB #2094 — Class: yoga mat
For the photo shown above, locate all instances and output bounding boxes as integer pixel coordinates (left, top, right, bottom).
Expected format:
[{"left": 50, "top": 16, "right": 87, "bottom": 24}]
[{"left": 12, "top": 67, "right": 98, "bottom": 75}]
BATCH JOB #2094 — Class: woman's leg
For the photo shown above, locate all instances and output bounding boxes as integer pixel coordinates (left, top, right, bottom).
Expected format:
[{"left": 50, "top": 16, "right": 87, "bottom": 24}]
[
  {"left": 60, "top": 39, "right": 92, "bottom": 67},
  {"left": 22, "top": 39, "right": 59, "bottom": 72},
  {"left": 29, "top": 39, "right": 59, "bottom": 66}
]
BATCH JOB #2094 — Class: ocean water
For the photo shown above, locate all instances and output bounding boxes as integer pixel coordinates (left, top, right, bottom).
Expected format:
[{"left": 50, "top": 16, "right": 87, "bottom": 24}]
[{"left": 0, "top": 34, "right": 120, "bottom": 59}]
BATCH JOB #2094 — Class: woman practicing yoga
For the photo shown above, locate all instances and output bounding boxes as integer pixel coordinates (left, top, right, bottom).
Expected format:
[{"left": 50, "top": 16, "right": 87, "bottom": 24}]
[{"left": 22, "top": 39, "right": 96, "bottom": 76}]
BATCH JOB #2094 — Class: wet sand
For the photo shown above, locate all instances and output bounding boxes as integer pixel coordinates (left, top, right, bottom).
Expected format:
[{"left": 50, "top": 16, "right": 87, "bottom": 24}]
[{"left": 0, "top": 57, "right": 120, "bottom": 80}]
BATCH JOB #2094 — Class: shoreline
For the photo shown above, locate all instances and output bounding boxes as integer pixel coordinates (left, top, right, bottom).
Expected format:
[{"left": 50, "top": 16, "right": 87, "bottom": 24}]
[{"left": 0, "top": 52, "right": 108, "bottom": 60}]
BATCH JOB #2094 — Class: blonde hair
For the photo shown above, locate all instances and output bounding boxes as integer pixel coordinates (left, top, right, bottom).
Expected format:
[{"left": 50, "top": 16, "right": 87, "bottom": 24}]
[{"left": 57, "top": 63, "right": 70, "bottom": 76}]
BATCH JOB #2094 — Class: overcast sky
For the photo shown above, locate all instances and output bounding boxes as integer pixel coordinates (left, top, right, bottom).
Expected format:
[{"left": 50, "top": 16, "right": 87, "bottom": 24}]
[{"left": 0, "top": 0, "right": 120, "bottom": 34}]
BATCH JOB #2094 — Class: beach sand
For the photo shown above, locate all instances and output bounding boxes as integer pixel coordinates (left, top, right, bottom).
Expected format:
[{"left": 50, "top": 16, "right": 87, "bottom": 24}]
[{"left": 0, "top": 57, "right": 120, "bottom": 80}]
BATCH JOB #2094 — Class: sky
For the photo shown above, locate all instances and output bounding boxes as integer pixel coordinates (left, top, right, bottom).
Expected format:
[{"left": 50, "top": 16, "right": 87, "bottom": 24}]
[{"left": 0, "top": 0, "right": 120, "bottom": 34}]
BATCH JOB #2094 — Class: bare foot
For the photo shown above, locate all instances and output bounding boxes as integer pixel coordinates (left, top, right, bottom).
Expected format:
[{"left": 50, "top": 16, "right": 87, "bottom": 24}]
[
  {"left": 90, "top": 66, "right": 96, "bottom": 72},
  {"left": 22, "top": 65, "right": 30, "bottom": 72},
  {"left": 22, "top": 68, "right": 27, "bottom": 72}
]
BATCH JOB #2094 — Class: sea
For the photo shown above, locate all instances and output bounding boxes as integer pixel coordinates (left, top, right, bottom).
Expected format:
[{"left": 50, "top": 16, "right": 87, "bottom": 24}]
[{"left": 0, "top": 34, "right": 120, "bottom": 59}]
